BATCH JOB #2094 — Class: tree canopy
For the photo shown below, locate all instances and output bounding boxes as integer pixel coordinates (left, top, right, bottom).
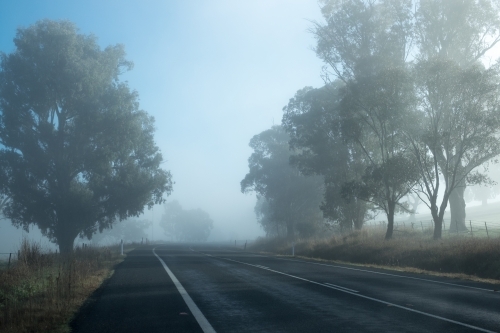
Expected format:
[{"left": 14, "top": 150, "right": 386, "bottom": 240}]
[
  {"left": 0, "top": 20, "right": 172, "bottom": 253},
  {"left": 241, "top": 126, "right": 325, "bottom": 239},
  {"left": 308, "top": 0, "right": 500, "bottom": 239},
  {"left": 90, "top": 218, "right": 150, "bottom": 245},
  {"left": 282, "top": 84, "right": 370, "bottom": 231}
]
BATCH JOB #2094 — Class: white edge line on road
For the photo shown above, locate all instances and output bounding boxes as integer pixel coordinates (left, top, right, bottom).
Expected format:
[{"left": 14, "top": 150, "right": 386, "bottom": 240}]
[
  {"left": 220, "top": 256, "right": 497, "bottom": 333},
  {"left": 324, "top": 283, "right": 359, "bottom": 293},
  {"left": 272, "top": 256, "right": 496, "bottom": 292},
  {"left": 153, "top": 248, "right": 216, "bottom": 333}
]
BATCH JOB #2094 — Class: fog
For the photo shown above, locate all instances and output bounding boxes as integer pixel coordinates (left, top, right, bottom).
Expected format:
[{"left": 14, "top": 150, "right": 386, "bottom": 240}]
[
  {"left": 3, "top": 1, "right": 500, "bottom": 252},
  {"left": 0, "top": 1, "right": 327, "bottom": 251}
]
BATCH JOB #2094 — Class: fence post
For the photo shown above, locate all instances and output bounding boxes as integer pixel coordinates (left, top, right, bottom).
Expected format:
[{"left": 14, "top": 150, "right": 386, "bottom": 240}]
[
  {"left": 120, "top": 239, "right": 124, "bottom": 255},
  {"left": 485, "top": 222, "right": 489, "bottom": 239},
  {"left": 420, "top": 221, "right": 424, "bottom": 232},
  {"left": 8, "top": 253, "right": 12, "bottom": 269},
  {"left": 411, "top": 222, "right": 414, "bottom": 230},
  {"left": 469, "top": 221, "right": 473, "bottom": 237}
]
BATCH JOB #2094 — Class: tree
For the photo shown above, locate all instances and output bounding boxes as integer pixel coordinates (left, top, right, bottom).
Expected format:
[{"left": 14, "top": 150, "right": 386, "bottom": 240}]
[
  {"left": 408, "top": 59, "right": 500, "bottom": 238},
  {"left": 0, "top": 20, "right": 172, "bottom": 253},
  {"left": 314, "top": 0, "right": 415, "bottom": 83},
  {"left": 470, "top": 184, "right": 497, "bottom": 206},
  {"left": 415, "top": 0, "right": 500, "bottom": 232},
  {"left": 405, "top": 193, "right": 421, "bottom": 221},
  {"left": 253, "top": 196, "right": 287, "bottom": 237},
  {"left": 340, "top": 66, "right": 420, "bottom": 239},
  {"left": 311, "top": 0, "right": 420, "bottom": 238},
  {"left": 0, "top": 195, "right": 9, "bottom": 221},
  {"left": 282, "top": 84, "right": 370, "bottom": 231},
  {"left": 241, "top": 126, "right": 325, "bottom": 239},
  {"left": 90, "top": 218, "right": 150, "bottom": 245},
  {"left": 160, "top": 201, "right": 213, "bottom": 242}
]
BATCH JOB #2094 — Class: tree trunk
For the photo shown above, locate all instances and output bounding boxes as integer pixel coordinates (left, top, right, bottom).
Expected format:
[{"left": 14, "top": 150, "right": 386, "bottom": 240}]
[
  {"left": 385, "top": 201, "right": 395, "bottom": 240},
  {"left": 56, "top": 226, "right": 78, "bottom": 255},
  {"left": 353, "top": 202, "right": 365, "bottom": 230},
  {"left": 449, "top": 179, "right": 467, "bottom": 232},
  {"left": 433, "top": 219, "right": 442, "bottom": 239},
  {"left": 432, "top": 203, "right": 446, "bottom": 239},
  {"left": 286, "top": 221, "right": 294, "bottom": 241}
]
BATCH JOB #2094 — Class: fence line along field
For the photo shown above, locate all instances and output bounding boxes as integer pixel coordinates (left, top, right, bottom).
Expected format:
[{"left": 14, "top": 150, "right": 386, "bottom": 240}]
[{"left": 366, "top": 202, "right": 500, "bottom": 238}]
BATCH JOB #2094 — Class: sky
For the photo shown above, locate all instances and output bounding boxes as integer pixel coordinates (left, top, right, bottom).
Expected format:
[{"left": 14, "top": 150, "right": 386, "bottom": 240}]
[{"left": 0, "top": 0, "right": 327, "bottom": 250}]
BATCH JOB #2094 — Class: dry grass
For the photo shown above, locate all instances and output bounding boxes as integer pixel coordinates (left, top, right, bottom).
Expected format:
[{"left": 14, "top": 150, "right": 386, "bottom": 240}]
[
  {"left": 251, "top": 228, "right": 500, "bottom": 282},
  {"left": 0, "top": 239, "right": 128, "bottom": 333}
]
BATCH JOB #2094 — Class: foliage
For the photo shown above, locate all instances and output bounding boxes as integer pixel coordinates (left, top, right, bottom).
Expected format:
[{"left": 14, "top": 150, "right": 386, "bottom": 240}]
[
  {"left": 90, "top": 218, "right": 150, "bottom": 245},
  {"left": 0, "top": 238, "right": 120, "bottom": 333},
  {"left": 409, "top": 59, "right": 500, "bottom": 237},
  {"left": 412, "top": 0, "right": 500, "bottom": 234},
  {"left": 241, "top": 126, "right": 325, "bottom": 239},
  {"left": 306, "top": 0, "right": 420, "bottom": 238},
  {"left": 250, "top": 229, "right": 500, "bottom": 280},
  {"left": 311, "top": 0, "right": 500, "bottom": 240},
  {"left": 340, "top": 65, "right": 420, "bottom": 239},
  {"left": 160, "top": 201, "right": 213, "bottom": 242},
  {"left": 282, "top": 84, "right": 370, "bottom": 230},
  {"left": 0, "top": 20, "right": 172, "bottom": 253}
]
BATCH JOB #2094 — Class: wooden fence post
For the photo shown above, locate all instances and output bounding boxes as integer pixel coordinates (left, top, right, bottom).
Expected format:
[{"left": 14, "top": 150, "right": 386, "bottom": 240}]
[
  {"left": 469, "top": 220, "right": 473, "bottom": 237},
  {"left": 8, "top": 253, "right": 12, "bottom": 269},
  {"left": 485, "top": 222, "right": 489, "bottom": 239},
  {"left": 420, "top": 221, "right": 424, "bottom": 232}
]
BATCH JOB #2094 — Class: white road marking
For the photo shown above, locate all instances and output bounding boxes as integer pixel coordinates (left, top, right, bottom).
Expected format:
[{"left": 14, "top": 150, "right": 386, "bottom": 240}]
[
  {"left": 219, "top": 256, "right": 497, "bottom": 333},
  {"left": 324, "top": 282, "right": 358, "bottom": 293},
  {"left": 267, "top": 256, "right": 497, "bottom": 292},
  {"left": 153, "top": 248, "right": 216, "bottom": 333}
]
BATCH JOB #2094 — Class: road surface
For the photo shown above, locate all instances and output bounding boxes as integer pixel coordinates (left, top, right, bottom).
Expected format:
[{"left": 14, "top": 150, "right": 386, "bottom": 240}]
[{"left": 71, "top": 243, "right": 500, "bottom": 333}]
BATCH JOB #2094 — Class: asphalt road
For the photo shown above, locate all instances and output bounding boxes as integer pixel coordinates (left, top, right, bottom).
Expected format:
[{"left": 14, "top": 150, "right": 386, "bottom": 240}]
[{"left": 71, "top": 244, "right": 500, "bottom": 333}]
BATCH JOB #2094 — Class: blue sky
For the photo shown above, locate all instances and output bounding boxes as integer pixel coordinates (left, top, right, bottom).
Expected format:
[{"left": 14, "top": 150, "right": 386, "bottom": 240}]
[{"left": 0, "top": 0, "right": 326, "bottom": 246}]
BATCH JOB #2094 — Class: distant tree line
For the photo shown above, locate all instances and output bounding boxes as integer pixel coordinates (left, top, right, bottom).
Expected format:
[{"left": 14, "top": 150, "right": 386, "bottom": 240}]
[
  {"left": 160, "top": 201, "right": 213, "bottom": 242},
  {"left": 242, "top": 0, "right": 500, "bottom": 240}
]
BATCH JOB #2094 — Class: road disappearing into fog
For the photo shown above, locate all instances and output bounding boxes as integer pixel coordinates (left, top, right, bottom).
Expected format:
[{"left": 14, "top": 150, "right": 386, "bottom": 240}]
[{"left": 72, "top": 244, "right": 500, "bottom": 333}]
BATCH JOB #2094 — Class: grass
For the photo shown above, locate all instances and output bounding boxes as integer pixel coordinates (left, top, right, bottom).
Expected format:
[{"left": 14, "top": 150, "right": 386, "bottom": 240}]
[
  {"left": 0, "top": 239, "right": 131, "bottom": 333},
  {"left": 250, "top": 228, "right": 500, "bottom": 283}
]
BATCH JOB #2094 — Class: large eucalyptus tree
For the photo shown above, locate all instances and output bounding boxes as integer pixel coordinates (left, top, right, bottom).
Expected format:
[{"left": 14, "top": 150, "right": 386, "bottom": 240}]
[{"left": 0, "top": 20, "right": 172, "bottom": 253}]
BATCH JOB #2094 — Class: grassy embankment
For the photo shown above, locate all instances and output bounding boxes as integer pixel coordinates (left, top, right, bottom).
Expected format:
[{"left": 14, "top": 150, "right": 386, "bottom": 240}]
[
  {"left": 251, "top": 228, "right": 500, "bottom": 283},
  {"left": 0, "top": 239, "right": 132, "bottom": 333}
]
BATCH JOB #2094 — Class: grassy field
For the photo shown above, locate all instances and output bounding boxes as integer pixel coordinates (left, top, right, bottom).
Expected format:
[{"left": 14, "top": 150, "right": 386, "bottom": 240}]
[
  {"left": 251, "top": 227, "right": 500, "bottom": 283},
  {"left": 0, "top": 239, "right": 132, "bottom": 333}
]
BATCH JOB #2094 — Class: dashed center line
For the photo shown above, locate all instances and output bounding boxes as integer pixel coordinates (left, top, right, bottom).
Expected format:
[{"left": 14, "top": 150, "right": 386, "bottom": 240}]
[
  {"left": 324, "top": 282, "right": 358, "bottom": 293},
  {"left": 208, "top": 254, "right": 497, "bottom": 333}
]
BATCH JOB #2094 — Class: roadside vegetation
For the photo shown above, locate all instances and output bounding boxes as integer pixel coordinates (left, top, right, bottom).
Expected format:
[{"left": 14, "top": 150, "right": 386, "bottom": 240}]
[
  {"left": 251, "top": 230, "right": 500, "bottom": 282},
  {"left": 242, "top": 1, "right": 500, "bottom": 281},
  {"left": 0, "top": 239, "right": 129, "bottom": 333}
]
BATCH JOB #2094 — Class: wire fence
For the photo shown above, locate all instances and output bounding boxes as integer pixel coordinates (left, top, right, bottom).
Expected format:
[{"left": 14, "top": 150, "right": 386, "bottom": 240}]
[
  {"left": 365, "top": 219, "right": 500, "bottom": 238},
  {"left": 0, "top": 252, "right": 19, "bottom": 269}
]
